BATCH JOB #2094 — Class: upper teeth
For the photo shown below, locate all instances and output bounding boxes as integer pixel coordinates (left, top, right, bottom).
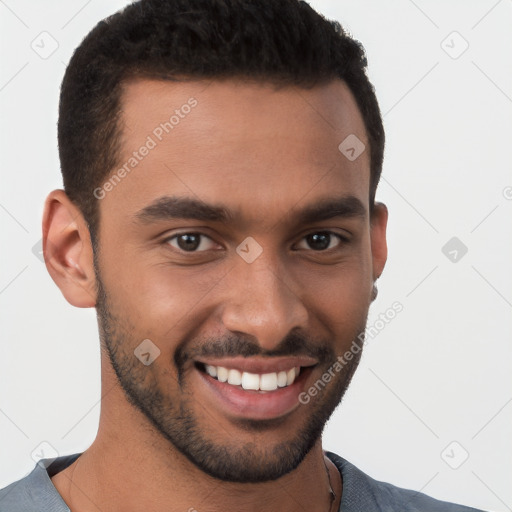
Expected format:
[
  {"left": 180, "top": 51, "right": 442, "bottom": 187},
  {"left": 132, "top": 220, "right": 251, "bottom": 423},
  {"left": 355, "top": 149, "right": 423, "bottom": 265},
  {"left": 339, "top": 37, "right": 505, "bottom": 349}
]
[{"left": 204, "top": 365, "right": 300, "bottom": 392}]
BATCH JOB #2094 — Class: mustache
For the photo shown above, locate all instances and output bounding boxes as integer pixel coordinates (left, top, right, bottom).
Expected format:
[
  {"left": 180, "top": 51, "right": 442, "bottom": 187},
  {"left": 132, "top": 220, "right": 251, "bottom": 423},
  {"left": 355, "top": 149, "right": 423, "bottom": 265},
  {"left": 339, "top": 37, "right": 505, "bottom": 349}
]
[{"left": 175, "top": 330, "right": 335, "bottom": 370}]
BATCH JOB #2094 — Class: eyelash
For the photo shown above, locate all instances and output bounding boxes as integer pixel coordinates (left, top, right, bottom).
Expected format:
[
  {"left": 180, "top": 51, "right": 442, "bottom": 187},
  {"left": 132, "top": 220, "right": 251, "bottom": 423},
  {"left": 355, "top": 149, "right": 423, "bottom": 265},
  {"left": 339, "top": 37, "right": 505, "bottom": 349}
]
[{"left": 162, "top": 231, "right": 350, "bottom": 254}]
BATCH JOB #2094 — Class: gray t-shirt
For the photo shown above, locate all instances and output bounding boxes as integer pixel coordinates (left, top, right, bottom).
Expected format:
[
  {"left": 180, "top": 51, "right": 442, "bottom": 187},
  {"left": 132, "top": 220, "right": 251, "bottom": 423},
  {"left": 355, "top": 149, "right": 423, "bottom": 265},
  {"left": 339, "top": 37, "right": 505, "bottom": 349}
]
[{"left": 0, "top": 451, "right": 485, "bottom": 511}]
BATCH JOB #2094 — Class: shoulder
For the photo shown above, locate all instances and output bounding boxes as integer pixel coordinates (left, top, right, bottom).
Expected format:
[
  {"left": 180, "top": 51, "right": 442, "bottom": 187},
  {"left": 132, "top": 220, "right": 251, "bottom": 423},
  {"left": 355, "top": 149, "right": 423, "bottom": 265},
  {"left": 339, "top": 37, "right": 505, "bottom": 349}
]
[
  {"left": 0, "top": 476, "right": 31, "bottom": 511},
  {"left": 325, "top": 451, "right": 486, "bottom": 512},
  {"left": 0, "top": 464, "right": 43, "bottom": 511},
  {"left": 0, "top": 454, "right": 80, "bottom": 512}
]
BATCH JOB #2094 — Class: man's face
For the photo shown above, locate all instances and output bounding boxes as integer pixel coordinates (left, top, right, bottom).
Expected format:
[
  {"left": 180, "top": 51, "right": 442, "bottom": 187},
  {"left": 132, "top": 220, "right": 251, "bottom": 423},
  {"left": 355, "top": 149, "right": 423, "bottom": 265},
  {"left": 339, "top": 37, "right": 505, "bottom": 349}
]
[{"left": 94, "top": 78, "right": 387, "bottom": 482}]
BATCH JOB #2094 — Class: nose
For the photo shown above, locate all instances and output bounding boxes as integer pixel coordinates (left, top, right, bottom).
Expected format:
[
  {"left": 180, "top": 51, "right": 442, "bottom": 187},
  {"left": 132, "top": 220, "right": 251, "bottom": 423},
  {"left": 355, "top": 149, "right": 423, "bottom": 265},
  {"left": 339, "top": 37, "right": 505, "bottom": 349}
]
[{"left": 220, "top": 253, "right": 309, "bottom": 351}]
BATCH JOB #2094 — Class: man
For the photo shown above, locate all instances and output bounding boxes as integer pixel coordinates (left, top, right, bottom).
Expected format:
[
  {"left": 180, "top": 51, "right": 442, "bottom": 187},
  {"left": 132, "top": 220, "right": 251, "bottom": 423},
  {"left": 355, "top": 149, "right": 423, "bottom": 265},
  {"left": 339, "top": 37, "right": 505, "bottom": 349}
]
[{"left": 0, "top": 0, "right": 485, "bottom": 511}]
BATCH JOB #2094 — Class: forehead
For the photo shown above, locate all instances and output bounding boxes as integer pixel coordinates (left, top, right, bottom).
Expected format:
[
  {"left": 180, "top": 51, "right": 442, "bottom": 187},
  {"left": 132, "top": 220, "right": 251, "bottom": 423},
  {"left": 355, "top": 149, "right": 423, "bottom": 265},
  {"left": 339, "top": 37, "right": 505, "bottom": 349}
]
[{"left": 100, "top": 78, "right": 370, "bottom": 227}]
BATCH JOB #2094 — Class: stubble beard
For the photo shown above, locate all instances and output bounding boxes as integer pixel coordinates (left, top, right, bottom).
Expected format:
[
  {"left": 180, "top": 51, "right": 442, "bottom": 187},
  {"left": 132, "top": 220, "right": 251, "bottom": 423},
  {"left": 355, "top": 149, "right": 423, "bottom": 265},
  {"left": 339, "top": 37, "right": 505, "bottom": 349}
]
[{"left": 94, "top": 266, "right": 367, "bottom": 483}]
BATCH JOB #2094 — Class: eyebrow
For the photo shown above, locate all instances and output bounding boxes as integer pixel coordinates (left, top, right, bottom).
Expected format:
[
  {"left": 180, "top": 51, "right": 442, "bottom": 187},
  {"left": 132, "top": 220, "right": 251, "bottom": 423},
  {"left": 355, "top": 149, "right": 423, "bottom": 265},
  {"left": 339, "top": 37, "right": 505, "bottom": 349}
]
[
  {"left": 133, "top": 195, "right": 366, "bottom": 226},
  {"left": 134, "top": 196, "right": 233, "bottom": 224},
  {"left": 294, "top": 196, "right": 366, "bottom": 225}
]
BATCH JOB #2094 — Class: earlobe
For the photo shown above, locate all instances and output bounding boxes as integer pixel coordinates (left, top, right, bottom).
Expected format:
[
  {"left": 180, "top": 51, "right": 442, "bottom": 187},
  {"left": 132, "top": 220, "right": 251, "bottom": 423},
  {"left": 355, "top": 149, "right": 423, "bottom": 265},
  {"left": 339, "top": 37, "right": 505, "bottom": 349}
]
[
  {"left": 42, "top": 189, "right": 97, "bottom": 308},
  {"left": 370, "top": 201, "right": 388, "bottom": 281}
]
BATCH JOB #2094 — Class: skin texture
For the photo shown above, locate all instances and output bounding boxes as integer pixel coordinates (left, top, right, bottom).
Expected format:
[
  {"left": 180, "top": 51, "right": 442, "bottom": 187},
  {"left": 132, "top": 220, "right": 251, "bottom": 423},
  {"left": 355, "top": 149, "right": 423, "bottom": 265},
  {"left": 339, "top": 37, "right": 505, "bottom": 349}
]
[{"left": 43, "top": 78, "right": 387, "bottom": 512}]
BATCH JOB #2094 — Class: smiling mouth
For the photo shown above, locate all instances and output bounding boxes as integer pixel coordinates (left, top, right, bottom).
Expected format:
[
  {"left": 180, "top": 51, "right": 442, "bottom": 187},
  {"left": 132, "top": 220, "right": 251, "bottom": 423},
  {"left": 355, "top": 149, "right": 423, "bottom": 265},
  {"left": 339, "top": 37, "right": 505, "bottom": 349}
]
[
  {"left": 193, "top": 358, "right": 318, "bottom": 420},
  {"left": 196, "top": 362, "right": 302, "bottom": 392}
]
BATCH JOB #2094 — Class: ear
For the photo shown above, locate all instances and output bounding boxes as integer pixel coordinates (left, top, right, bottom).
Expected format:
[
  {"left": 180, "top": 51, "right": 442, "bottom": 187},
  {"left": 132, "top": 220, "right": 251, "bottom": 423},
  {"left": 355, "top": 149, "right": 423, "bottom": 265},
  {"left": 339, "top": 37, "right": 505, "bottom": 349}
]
[
  {"left": 370, "top": 201, "right": 388, "bottom": 281},
  {"left": 42, "top": 189, "right": 97, "bottom": 308}
]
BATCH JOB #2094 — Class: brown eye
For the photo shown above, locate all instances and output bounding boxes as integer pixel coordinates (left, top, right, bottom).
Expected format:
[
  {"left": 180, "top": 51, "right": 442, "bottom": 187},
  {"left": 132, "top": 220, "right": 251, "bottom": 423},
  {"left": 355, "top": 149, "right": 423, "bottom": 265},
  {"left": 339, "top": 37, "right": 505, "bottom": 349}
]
[
  {"left": 296, "top": 232, "right": 343, "bottom": 251},
  {"left": 166, "top": 233, "right": 217, "bottom": 252}
]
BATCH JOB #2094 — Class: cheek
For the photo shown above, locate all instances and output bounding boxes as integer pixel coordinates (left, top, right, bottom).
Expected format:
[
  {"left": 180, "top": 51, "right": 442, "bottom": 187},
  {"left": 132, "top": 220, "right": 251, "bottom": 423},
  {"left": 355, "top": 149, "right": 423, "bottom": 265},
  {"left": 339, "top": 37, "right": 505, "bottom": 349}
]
[
  {"left": 294, "top": 252, "right": 373, "bottom": 332},
  {"left": 103, "top": 257, "right": 225, "bottom": 340}
]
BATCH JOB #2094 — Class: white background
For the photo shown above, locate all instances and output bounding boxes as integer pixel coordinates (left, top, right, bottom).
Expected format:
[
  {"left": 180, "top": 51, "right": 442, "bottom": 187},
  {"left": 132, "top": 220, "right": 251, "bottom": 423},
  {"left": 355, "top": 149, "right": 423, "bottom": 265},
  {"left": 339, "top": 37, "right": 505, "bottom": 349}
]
[{"left": 0, "top": 1, "right": 511, "bottom": 511}]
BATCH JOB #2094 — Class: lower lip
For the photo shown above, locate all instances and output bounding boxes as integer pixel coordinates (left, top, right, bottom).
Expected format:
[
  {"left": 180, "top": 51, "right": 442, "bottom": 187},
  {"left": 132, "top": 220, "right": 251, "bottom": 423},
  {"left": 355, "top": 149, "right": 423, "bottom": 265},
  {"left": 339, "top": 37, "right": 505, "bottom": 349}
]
[{"left": 196, "top": 367, "right": 313, "bottom": 421}]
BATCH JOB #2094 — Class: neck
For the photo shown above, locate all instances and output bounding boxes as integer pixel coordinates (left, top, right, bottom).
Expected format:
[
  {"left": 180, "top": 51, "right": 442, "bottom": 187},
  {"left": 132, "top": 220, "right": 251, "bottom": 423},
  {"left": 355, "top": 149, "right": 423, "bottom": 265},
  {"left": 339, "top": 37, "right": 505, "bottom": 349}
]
[{"left": 52, "top": 368, "right": 342, "bottom": 512}]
